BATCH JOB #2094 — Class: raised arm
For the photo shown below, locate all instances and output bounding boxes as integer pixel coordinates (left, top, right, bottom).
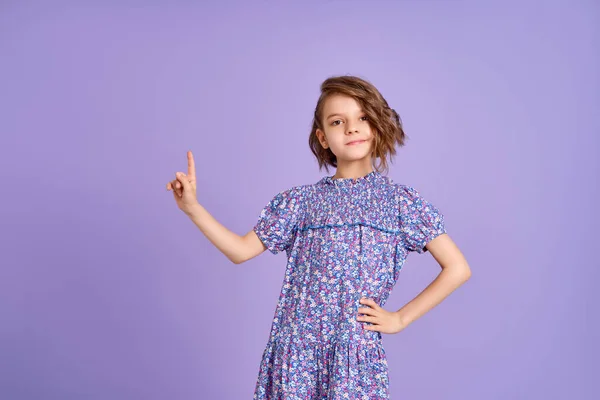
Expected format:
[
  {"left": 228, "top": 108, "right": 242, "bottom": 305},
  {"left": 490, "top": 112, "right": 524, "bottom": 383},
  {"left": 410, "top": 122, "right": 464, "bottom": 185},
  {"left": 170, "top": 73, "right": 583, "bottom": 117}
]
[
  {"left": 184, "top": 203, "right": 268, "bottom": 264},
  {"left": 166, "top": 151, "right": 267, "bottom": 264}
]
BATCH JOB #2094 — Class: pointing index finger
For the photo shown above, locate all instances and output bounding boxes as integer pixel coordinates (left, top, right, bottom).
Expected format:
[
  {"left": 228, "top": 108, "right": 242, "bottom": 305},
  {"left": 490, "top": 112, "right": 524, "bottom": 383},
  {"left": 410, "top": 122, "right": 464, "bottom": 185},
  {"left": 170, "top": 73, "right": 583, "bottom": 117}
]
[{"left": 187, "top": 150, "right": 196, "bottom": 177}]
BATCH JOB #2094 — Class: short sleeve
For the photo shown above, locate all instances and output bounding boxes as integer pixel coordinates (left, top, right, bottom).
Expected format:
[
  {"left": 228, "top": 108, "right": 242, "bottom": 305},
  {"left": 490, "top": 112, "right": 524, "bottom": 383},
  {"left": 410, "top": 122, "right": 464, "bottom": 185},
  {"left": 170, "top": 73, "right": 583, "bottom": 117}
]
[
  {"left": 398, "top": 185, "right": 447, "bottom": 254},
  {"left": 253, "top": 188, "right": 303, "bottom": 255}
]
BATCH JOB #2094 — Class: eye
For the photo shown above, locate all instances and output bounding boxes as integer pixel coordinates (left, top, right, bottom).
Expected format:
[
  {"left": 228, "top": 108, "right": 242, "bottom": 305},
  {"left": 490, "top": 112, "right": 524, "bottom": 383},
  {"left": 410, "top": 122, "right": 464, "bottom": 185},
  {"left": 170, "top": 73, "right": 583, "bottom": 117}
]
[
  {"left": 331, "top": 120, "right": 342, "bottom": 126},
  {"left": 360, "top": 116, "right": 368, "bottom": 121}
]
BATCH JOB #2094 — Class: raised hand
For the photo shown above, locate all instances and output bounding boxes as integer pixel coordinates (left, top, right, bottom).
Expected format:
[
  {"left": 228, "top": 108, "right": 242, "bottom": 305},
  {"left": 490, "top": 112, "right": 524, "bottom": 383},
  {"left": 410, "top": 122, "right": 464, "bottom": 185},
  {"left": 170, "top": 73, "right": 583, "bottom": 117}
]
[{"left": 166, "top": 150, "right": 199, "bottom": 215}]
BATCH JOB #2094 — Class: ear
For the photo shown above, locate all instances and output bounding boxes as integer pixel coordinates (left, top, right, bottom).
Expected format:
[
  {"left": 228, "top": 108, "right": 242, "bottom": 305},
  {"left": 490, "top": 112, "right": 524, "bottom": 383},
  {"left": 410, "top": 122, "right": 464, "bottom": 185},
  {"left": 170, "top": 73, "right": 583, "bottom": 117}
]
[{"left": 316, "top": 128, "right": 328, "bottom": 149}]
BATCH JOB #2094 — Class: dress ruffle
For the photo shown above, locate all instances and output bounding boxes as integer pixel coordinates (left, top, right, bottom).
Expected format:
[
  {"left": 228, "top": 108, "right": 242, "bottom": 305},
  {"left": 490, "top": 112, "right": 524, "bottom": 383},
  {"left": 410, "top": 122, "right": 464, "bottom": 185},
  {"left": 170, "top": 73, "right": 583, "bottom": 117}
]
[{"left": 254, "top": 335, "right": 389, "bottom": 399}]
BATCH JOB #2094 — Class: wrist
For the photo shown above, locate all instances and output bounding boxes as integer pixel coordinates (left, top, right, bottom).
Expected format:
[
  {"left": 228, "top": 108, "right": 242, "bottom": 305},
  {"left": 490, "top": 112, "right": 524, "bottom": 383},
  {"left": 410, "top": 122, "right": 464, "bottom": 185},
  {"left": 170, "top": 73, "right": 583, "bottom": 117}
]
[
  {"left": 184, "top": 202, "right": 202, "bottom": 217},
  {"left": 395, "top": 311, "right": 410, "bottom": 328}
]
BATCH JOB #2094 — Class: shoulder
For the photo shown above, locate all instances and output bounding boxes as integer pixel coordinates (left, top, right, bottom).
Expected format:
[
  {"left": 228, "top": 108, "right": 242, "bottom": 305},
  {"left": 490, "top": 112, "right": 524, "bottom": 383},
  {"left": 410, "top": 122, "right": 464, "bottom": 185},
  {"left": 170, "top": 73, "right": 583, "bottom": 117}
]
[
  {"left": 390, "top": 182, "right": 421, "bottom": 202},
  {"left": 391, "top": 183, "right": 439, "bottom": 216},
  {"left": 276, "top": 183, "right": 312, "bottom": 198},
  {"left": 263, "top": 183, "right": 312, "bottom": 209}
]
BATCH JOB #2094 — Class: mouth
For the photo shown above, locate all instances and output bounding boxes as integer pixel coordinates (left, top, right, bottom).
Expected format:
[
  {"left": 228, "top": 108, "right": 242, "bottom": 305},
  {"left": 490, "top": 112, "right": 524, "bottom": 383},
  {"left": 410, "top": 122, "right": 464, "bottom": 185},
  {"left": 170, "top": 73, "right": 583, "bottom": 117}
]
[{"left": 346, "top": 139, "right": 367, "bottom": 146}]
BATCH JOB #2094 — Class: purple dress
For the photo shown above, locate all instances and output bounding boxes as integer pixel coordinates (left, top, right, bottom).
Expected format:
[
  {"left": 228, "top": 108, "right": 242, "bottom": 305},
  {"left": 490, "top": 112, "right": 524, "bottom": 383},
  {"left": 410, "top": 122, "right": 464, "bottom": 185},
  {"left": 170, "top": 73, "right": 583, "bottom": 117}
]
[{"left": 252, "top": 170, "right": 446, "bottom": 399}]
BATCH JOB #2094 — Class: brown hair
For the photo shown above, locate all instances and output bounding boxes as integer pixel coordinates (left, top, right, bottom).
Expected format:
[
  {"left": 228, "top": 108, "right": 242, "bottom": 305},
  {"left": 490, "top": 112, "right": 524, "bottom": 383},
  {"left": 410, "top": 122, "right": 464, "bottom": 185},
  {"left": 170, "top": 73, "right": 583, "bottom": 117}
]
[{"left": 308, "top": 75, "right": 406, "bottom": 174}]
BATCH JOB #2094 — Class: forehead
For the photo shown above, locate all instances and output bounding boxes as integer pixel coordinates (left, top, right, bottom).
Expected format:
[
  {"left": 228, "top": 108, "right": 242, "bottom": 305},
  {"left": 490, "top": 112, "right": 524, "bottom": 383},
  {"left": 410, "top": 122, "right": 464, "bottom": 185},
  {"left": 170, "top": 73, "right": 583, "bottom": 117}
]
[{"left": 322, "top": 94, "right": 363, "bottom": 117}]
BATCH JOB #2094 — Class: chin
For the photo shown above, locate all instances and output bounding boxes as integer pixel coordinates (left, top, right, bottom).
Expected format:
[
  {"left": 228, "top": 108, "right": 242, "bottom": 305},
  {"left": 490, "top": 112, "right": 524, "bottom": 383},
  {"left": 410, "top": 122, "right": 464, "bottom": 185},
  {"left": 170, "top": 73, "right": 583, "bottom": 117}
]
[{"left": 337, "top": 153, "right": 372, "bottom": 163}]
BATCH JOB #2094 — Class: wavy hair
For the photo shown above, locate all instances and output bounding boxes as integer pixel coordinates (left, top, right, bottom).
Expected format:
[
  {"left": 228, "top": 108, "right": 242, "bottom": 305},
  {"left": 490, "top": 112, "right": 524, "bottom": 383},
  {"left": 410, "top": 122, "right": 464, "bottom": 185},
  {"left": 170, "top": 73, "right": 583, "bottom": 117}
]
[{"left": 308, "top": 75, "right": 406, "bottom": 174}]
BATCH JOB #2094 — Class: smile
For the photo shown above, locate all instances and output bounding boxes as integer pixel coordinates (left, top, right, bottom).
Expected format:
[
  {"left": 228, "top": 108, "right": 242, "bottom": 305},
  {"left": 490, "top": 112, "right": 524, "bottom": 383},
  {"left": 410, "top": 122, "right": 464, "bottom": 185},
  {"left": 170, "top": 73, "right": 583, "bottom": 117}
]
[{"left": 347, "top": 140, "right": 367, "bottom": 145}]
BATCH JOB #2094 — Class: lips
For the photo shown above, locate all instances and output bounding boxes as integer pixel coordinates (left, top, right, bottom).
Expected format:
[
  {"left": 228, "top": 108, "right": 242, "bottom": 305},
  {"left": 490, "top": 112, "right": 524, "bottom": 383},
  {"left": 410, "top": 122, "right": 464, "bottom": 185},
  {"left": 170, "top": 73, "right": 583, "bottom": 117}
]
[{"left": 347, "top": 139, "right": 367, "bottom": 145}]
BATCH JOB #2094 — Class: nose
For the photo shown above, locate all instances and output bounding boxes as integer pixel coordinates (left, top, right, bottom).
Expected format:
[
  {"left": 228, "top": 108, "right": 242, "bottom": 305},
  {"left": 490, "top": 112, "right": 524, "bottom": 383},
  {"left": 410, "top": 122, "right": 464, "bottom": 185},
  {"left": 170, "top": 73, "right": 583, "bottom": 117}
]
[{"left": 346, "top": 123, "right": 359, "bottom": 134}]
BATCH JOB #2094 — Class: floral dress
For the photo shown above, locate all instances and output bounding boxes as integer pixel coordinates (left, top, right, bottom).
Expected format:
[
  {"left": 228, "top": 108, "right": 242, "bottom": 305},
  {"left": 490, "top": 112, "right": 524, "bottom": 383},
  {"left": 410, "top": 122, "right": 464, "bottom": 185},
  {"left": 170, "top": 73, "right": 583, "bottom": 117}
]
[{"left": 252, "top": 170, "right": 446, "bottom": 399}]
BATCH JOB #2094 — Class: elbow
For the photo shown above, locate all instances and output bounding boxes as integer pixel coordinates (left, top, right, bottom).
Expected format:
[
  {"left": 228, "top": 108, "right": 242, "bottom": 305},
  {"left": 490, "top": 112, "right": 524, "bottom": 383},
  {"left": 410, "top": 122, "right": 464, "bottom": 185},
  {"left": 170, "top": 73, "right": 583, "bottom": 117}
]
[
  {"left": 463, "top": 270, "right": 472, "bottom": 282},
  {"left": 444, "top": 262, "right": 471, "bottom": 282},
  {"left": 229, "top": 237, "right": 249, "bottom": 265},
  {"left": 461, "top": 263, "right": 472, "bottom": 281},
  {"left": 231, "top": 257, "right": 243, "bottom": 265},
  {"left": 230, "top": 254, "right": 248, "bottom": 265}
]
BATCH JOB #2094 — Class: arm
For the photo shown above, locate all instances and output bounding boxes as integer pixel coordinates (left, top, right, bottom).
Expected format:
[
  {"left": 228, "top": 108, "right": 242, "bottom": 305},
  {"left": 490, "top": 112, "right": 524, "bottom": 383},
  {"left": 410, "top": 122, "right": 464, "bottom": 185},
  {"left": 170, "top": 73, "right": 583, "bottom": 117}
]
[
  {"left": 184, "top": 203, "right": 267, "bottom": 265},
  {"left": 166, "top": 151, "right": 267, "bottom": 265},
  {"left": 394, "top": 233, "right": 471, "bottom": 327}
]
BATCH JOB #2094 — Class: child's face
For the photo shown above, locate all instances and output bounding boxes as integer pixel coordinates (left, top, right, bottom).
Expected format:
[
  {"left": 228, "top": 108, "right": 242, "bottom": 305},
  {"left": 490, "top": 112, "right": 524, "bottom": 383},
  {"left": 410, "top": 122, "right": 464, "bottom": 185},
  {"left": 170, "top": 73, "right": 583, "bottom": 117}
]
[{"left": 316, "top": 94, "right": 374, "bottom": 164}]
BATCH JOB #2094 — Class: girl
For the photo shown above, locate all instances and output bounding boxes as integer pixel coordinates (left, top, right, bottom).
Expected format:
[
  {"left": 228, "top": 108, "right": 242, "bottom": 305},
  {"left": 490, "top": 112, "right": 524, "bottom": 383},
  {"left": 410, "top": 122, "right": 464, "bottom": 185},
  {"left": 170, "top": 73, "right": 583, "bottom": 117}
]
[{"left": 166, "top": 75, "right": 471, "bottom": 399}]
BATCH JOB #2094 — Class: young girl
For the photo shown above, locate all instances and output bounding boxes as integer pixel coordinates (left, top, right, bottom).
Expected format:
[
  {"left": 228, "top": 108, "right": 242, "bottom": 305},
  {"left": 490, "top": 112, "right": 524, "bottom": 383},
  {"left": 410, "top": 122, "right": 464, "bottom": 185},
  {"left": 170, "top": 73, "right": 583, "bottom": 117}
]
[{"left": 166, "top": 75, "right": 471, "bottom": 399}]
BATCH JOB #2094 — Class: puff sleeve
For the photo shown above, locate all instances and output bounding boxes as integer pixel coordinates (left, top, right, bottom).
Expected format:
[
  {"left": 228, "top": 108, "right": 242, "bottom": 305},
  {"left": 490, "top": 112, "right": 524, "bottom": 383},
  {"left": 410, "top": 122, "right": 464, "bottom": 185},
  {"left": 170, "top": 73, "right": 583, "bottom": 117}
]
[
  {"left": 253, "top": 188, "right": 304, "bottom": 255},
  {"left": 398, "top": 185, "right": 447, "bottom": 254}
]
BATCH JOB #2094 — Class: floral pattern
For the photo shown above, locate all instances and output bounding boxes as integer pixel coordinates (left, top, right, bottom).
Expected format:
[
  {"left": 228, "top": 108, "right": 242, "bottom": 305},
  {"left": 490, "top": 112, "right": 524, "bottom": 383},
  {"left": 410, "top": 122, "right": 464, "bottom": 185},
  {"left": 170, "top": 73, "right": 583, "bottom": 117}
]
[{"left": 252, "top": 171, "right": 446, "bottom": 399}]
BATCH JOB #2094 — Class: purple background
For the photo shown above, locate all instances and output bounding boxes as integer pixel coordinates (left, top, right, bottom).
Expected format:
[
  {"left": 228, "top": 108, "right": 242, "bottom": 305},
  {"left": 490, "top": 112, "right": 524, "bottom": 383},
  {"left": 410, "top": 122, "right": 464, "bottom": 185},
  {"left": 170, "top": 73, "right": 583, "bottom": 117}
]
[{"left": 1, "top": 1, "right": 598, "bottom": 399}]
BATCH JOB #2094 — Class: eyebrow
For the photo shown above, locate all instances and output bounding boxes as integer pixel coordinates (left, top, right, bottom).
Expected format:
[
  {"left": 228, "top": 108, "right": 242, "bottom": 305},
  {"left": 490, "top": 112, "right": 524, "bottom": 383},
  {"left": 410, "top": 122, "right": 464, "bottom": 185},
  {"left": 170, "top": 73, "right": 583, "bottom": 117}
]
[{"left": 325, "top": 111, "right": 363, "bottom": 120}]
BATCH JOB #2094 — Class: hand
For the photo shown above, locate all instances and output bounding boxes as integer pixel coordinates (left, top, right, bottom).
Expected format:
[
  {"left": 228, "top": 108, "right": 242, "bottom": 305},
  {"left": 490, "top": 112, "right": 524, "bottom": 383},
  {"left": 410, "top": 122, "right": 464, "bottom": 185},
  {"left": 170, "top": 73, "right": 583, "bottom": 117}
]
[
  {"left": 166, "top": 150, "right": 199, "bottom": 215},
  {"left": 357, "top": 298, "right": 407, "bottom": 335}
]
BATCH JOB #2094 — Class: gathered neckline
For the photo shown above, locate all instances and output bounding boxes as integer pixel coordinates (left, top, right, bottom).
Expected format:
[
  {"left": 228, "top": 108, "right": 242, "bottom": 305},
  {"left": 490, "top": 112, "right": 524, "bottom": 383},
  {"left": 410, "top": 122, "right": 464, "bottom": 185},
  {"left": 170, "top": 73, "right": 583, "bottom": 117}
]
[{"left": 321, "top": 170, "right": 384, "bottom": 187}]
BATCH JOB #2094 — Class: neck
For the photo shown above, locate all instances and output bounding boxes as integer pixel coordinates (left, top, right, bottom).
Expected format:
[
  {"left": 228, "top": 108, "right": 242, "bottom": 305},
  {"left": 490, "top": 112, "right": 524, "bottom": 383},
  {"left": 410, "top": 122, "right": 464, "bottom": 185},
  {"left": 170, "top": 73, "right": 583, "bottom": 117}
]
[
  {"left": 332, "top": 157, "right": 374, "bottom": 179},
  {"left": 332, "top": 167, "right": 375, "bottom": 180}
]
